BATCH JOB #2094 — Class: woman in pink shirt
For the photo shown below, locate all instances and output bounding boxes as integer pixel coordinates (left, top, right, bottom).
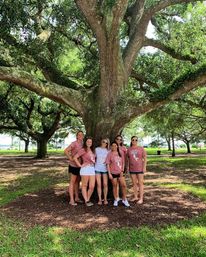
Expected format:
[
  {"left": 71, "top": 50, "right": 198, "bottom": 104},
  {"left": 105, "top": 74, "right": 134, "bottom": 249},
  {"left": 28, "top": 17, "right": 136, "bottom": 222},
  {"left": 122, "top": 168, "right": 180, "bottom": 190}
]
[
  {"left": 114, "top": 135, "right": 127, "bottom": 201},
  {"left": 115, "top": 134, "right": 127, "bottom": 162},
  {"left": 106, "top": 142, "right": 130, "bottom": 207},
  {"left": 64, "top": 131, "right": 84, "bottom": 206},
  {"left": 126, "top": 136, "right": 147, "bottom": 204},
  {"left": 73, "top": 137, "right": 96, "bottom": 207}
]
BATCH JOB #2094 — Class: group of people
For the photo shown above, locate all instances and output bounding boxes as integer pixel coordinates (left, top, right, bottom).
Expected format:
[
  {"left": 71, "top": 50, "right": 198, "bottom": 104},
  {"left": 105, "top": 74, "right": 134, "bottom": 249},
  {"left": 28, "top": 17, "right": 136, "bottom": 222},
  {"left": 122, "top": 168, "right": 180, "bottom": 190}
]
[{"left": 64, "top": 131, "right": 147, "bottom": 207}]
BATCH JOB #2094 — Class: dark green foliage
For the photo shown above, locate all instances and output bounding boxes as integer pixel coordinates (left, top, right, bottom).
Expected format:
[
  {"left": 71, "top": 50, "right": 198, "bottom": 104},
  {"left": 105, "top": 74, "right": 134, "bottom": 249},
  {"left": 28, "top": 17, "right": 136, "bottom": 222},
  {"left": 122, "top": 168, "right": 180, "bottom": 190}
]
[{"left": 149, "top": 63, "right": 206, "bottom": 102}]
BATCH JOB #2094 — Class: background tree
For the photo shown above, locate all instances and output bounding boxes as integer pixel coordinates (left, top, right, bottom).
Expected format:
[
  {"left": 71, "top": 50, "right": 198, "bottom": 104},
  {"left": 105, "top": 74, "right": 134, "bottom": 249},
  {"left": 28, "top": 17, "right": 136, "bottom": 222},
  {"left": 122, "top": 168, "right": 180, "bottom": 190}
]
[
  {"left": 0, "top": 83, "right": 81, "bottom": 158},
  {"left": 141, "top": 86, "right": 206, "bottom": 154},
  {"left": 0, "top": 1, "right": 206, "bottom": 142}
]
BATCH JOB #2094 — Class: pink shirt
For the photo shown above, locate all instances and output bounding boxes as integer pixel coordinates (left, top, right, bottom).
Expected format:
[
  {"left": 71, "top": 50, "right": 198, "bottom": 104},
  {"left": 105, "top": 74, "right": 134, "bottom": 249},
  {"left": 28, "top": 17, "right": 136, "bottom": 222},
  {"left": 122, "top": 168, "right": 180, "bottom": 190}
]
[
  {"left": 76, "top": 148, "right": 95, "bottom": 166},
  {"left": 119, "top": 145, "right": 127, "bottom": 159},
  {"left": 106, "top": 151, "right": 124, "bottom": 175},
  {"left": 68, "top": 140, "right": 83, "bottom": 167},
  {"left": 127, "top": 146, "right": 146, "bottom": 172}
]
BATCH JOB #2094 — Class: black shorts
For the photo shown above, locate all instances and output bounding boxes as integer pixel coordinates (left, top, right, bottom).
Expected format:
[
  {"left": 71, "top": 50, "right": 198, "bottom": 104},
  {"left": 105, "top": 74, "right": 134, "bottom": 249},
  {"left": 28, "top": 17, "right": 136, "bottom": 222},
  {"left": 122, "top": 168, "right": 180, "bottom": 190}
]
[
  {"left": 130, "top": 171, "right": 144, "bottom": 175},
  {"left": 68, "top": 165, "right": 80, "bottom": 176},
  {"left": 111, "top": 173, "right": 121, "bottom": 179}
]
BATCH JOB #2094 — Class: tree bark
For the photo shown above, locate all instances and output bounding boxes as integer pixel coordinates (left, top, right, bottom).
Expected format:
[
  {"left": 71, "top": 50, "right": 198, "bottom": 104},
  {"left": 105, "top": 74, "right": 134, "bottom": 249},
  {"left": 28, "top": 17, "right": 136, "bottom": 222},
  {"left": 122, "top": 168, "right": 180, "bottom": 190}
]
[
  {"left": 24, "top": 138, "right": 30, "bottom": 153},
  {"left": 185, "top": 140, "right": 191, "bottom": 154},
  {"left": 36, "top": 138, "right": 48, "bottom": 159},
  {"left": 165, "top": 137, "right": 172, "bottom": 151},
  {"left": 171, "top": 131, "right": 176, "bottom": 157}
]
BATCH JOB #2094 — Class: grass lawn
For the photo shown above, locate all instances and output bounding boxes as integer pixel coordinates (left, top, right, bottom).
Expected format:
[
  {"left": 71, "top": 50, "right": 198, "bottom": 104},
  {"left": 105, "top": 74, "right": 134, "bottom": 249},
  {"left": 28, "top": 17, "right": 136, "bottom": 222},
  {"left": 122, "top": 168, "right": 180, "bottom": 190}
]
[
  {"left": 0, "top": 154, "right": 206, "bottom": 257},
  {"left": 0, "top": 147, "right": 206, "bottom": 157}
]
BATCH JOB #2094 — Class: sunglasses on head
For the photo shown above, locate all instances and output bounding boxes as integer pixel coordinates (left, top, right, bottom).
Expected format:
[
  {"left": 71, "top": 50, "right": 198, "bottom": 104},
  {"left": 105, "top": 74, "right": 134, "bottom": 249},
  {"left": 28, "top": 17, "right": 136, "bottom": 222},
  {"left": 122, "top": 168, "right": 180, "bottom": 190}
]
[{"left": 132, "top": 139, "right": 138, "bottom": 141}]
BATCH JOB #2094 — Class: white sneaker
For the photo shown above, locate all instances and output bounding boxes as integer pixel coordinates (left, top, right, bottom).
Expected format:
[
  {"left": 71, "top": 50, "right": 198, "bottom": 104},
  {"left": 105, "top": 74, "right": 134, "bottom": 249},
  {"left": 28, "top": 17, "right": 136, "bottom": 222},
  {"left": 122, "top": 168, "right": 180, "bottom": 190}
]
[
  {"left": 122, "top": 199, "right": 130, "bottom": 207},
  {"left": 113, "top": 200, "right": 118, "bottom": 207}
]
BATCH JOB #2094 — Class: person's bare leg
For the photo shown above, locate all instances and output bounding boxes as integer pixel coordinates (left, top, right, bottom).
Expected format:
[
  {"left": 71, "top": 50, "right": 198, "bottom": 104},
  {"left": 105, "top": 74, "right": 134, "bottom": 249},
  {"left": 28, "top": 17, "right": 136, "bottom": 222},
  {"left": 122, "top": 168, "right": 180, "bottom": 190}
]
[
  {"left": 130, "top": 174, "right": 138, "bottom": 201},
  {"left": 103, "top": 174, "right": 108, "bottom": 205},
  {"left": 112, "top": 179, "right": 118, "bottom": 200},
  {"left": 119, "top": 177, "right": 127, "bottom": 201},
  {"left": 137, "top": 174, "right": 144, "bottom": 204},
  {"left": 81, "top": 176, "right": 89, "bottom": 203},
  {"left": 69, "top": 174, "right": 78, "bottom": 205},
  {"left": 96, "top": 174, "right": 102, "bottom": 205},
  {"left": 74, "top": 175, "right": 81, "bottom": 202},
  {"left": 87, "top": 176, "right": 95, "bottom": 202}
]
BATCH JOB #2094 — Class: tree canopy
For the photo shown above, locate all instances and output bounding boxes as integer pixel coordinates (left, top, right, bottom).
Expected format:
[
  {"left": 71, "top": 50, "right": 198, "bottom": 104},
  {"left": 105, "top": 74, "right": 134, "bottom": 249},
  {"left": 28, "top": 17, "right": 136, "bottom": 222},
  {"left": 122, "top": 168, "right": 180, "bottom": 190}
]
[{"left": 0, "top": 0, "right": 206, "bottom": 141}]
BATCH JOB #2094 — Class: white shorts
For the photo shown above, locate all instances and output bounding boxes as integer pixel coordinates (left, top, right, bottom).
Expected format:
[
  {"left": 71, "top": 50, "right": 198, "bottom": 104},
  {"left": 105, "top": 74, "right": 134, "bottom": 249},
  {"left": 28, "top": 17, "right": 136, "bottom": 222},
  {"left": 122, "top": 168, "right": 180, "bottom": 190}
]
[{"left": 80, "top": 166, "right": 95, "bottom": 176}]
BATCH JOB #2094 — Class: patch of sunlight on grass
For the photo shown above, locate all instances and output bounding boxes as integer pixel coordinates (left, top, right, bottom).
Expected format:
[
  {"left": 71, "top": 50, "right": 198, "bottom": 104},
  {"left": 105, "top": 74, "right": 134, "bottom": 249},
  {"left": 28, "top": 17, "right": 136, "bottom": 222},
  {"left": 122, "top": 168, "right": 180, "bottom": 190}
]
[
  {"left": 162, "top": 183, "right": 206, "bottom": 201},
  {"left": 1, "top": 213, "right": 206, "bottom": 257},
  {"left": 148, "top": 156, "right": 206, "bottom": 166},
  {"left": 0, "top": 172, "right": 65, "bottom": 206}
]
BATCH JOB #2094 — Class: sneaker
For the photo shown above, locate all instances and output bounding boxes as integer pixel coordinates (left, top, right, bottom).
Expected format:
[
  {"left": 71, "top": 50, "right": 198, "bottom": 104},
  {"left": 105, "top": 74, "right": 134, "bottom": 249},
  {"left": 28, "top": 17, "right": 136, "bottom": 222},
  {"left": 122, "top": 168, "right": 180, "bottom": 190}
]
[
  {"left": 69, "top": 202, "right": 77, "bottom": 206},
  {"left": 86, "top": 201, "right": 94, "bottom": 207},
  {"left": 117, "top": 197, "right": 121, "bottom": 202},
  {"left": 113, "top": 200, "right": 119, "bottom": 207},
  {"left": 122, "top": 199, "right": 130, "bottom": 207}
]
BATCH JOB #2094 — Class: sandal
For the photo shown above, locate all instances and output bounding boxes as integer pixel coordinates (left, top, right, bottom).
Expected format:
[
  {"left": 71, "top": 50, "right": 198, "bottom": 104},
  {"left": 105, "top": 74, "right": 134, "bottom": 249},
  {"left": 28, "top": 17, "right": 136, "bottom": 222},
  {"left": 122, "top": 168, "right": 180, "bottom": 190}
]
[{"left": 104, "top": 200, "right": 108, "bottom": 205}]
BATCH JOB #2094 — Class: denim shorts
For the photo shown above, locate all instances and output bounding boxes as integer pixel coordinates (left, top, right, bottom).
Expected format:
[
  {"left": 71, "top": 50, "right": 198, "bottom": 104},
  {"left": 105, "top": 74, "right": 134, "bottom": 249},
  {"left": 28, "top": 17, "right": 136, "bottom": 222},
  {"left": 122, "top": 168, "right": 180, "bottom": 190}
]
[{"left": 95, "top": 170, "right": 108, "bottom": 174}]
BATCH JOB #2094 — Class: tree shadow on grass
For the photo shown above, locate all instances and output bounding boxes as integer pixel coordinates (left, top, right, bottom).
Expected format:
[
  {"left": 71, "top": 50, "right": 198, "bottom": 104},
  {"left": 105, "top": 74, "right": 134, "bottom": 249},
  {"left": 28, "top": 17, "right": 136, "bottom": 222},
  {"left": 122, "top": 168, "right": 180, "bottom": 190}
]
[{"left": 1, "top": 185, "right": 206, "bottom": 231}]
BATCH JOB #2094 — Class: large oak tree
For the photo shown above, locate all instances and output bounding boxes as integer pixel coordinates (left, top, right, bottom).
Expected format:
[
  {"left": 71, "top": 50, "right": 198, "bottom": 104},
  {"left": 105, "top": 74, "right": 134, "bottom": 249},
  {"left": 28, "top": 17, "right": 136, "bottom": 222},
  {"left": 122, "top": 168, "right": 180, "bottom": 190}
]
[{"left": 0, "top": 0, "right": 206, "bottom": 142}]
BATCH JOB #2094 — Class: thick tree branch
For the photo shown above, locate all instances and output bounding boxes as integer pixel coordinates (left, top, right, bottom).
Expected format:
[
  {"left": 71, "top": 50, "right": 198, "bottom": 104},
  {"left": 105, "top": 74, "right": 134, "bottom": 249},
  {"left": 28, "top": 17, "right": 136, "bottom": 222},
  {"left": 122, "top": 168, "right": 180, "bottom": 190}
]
[
  {"left": 117, "top": 64, "right": 206, "bottom": 127},
  {"left": 74, "top": 0, "right": 106, "bottom": 48},
  {"left": 131, "top": 69, "right": 159, "bottom": 88},
  {"left": 1, "top": 33, "right": 80, "bottom": 90},
  {"left": 146, "top": 0, "right": 203, "bottom": 19},
  {"left": 144, "top": 38, "right": 198, "bottom": 64},
  {"left": 123, "top": 0, "right": 202, "bottom": 75},
  {"left": 0, "top": 66, "right": 85, "bottom": 115},
  {"left": 110, "top": 0, "right": 128, "bottom": 35},
  {"left": 125, "top": 0, "right": 145, "bottom": 37}
]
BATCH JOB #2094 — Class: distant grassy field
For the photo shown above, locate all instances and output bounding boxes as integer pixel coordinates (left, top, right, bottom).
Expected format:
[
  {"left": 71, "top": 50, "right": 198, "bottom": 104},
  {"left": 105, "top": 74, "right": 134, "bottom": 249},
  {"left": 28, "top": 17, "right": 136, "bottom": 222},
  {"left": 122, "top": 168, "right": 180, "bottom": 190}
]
[
  {"left": 145, "top": 147, "right": 206, "bottom": 155},
  {"left": 0, "top": 147, "right": 205, "bottom": 156}
]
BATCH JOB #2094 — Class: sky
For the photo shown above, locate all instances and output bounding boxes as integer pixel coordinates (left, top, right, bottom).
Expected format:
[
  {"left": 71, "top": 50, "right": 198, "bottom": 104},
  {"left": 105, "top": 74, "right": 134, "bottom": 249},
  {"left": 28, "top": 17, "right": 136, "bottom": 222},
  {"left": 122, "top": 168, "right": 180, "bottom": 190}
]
[{"left": 0, "top": 134, "right": 12, "bottom": 145}]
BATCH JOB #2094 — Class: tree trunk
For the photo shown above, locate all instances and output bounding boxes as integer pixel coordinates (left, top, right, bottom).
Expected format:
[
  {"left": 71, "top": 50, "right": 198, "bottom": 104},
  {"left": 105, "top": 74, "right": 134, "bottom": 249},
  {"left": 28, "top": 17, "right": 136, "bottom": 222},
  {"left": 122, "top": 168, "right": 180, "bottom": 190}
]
[
  {"left": 171, "top": 132, "right": 176, "bottom": 157},
  {"left": 24, "top": 138, "right": 29, "bottom": 153},
  {"left": 36, "top": 138, "right": 48, "bottom": 159},
  {"left": 185, "top": 140, "right": 191, "bottom": 153},
  {"left": 166, "top": 137, "right": 171, "bottom": 151}
]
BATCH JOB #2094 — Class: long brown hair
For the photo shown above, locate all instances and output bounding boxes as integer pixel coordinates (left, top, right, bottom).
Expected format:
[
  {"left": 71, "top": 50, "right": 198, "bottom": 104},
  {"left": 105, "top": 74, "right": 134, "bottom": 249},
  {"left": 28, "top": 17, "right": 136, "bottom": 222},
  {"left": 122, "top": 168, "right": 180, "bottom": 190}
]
[
  {"left": 83, "top": 136, "right": 94, "bottom": 153},
  {"left": 111, "top": 142, "right": 121, "bottom": 157},
  {"left": 115, "top": 134, "right": 123, "bottom": 146}
]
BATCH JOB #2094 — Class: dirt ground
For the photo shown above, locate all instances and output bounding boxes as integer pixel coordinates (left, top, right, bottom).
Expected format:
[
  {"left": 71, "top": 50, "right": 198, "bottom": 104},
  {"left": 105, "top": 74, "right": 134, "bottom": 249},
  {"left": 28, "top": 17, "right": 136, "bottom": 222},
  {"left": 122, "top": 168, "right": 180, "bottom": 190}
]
[{"left": 0, "top": 155, "right": 206, "bottom": 231}]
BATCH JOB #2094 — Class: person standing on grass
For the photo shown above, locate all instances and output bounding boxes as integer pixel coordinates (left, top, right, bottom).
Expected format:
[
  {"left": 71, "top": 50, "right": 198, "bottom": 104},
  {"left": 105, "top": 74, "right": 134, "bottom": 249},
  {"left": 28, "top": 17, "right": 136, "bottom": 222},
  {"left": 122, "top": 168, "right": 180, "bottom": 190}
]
[
  {"left": 64, "top": 130, "right": 84, "bottom": 206},
  {"left": 95, "top": 138, "right": 110, "bottom": 205},
  {"left": 126, "top": 136, "right": 147, "bottom": 204},
  {"left": 106, "top": 142, "right": 130, "bottom": 207},
  {"left": 73, "top": 137, "right": 96, "bottom": 207}
]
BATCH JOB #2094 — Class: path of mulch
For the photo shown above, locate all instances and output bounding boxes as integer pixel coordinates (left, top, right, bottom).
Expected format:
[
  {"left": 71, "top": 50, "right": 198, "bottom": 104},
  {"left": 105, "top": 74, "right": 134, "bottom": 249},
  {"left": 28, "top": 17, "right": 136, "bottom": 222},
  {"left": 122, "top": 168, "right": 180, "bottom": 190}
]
[{"left": 1, "top": 155, "right": 206, "bottom": 231}]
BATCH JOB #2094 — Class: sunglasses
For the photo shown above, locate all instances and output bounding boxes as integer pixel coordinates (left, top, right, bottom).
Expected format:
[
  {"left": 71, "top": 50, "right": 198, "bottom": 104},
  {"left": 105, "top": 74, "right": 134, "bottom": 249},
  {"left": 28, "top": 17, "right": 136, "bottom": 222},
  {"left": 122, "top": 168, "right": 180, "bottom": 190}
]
[
  {"left": 132, "top": 139, "right": 138, "bottom": 141},
  {"left": 102, "top": 141, "right": 108, "bottom": 144}
]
